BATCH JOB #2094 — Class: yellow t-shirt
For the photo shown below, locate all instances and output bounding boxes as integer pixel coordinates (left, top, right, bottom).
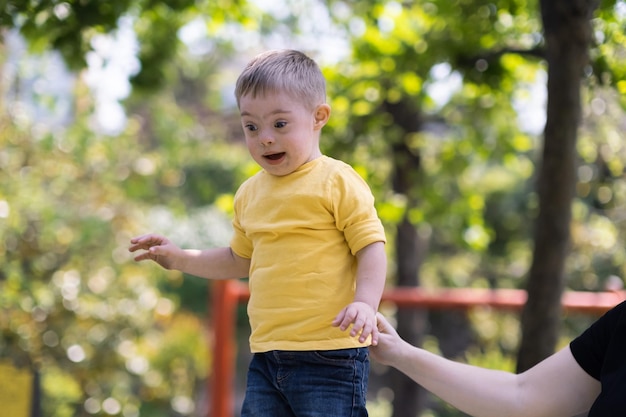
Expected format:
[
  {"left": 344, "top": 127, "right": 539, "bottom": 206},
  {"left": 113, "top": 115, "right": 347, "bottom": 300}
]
[{"left": 230, "top": 156, "right": 386, "bottom": 352}]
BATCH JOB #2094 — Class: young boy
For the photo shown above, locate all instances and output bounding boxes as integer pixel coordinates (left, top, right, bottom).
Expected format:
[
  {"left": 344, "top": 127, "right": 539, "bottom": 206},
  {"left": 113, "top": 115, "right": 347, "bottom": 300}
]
[{"left": 129, "top": 49, "right": 387, "bottom": 416}]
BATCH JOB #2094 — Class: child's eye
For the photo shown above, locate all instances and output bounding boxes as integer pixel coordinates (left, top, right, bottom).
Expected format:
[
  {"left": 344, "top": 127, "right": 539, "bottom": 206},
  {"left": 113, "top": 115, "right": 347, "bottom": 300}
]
[
  {"left": 245, "top": 123, "right": 258, "bottom": 132},
  {"left": 275, "top": 121, "right": 287, "bottom": 128}
]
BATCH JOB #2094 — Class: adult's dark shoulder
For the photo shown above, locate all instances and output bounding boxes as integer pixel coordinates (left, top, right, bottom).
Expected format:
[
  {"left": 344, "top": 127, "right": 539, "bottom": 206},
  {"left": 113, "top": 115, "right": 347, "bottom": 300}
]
[{"left": 570, "top": 300, "right": 626, "bottom": 380}]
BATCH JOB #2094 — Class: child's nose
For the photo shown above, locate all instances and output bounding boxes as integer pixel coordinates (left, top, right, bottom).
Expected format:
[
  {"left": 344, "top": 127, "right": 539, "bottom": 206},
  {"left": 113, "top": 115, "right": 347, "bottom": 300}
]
[{"left": 259, "top": 130, "right": 275, "bottom": 145}]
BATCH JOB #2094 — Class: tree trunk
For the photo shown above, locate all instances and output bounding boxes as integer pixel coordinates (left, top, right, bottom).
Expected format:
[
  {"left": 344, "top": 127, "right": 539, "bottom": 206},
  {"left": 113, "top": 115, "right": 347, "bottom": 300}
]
[
  {"left": 390, "top": 216, "right": 429, "bottom": 417},
  {"left": 517, "top": 0, "right": 597, "bottom": 372},
  {"left": 382, "top": 99, "right": 429, "bottom": 417},
  {"left": 383, "top": 98, "right": 474, "bottom": 417}
]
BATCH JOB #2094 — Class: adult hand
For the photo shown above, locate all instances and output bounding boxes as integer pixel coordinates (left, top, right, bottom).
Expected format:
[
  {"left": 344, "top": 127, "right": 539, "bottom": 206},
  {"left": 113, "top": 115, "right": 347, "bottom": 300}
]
[{"left": 368, "top": 313, "right": 403, "bottom": 366}]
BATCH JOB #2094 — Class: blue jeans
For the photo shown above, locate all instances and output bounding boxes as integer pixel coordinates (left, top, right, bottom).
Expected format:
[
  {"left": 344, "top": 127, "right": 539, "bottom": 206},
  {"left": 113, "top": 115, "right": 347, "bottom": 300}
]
[{"left": 241, "top": 348, "right": 369, "bottom": 417}]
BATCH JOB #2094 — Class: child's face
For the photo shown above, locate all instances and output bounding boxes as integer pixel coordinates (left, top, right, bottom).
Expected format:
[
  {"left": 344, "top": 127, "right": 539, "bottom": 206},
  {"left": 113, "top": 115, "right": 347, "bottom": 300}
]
[{"left": 239, "top": 91, "right": 329, "bottom": 176}]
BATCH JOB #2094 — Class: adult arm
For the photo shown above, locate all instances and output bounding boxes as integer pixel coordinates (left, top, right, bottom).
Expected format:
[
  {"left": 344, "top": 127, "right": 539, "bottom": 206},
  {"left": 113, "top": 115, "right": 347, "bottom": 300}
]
[
  {"left": 370, "top": 313, "right": 600, "bottom": 417},
  {"left": 129, "top": 233, "right": 251, "bottom": 280}
]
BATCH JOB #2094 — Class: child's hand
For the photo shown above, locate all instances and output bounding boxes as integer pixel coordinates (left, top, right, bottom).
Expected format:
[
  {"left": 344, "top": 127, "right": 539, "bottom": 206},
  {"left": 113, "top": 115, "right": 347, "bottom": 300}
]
[
  {"left": 128, "top": 234, "right": 182, "bottom": 270},
  {"left": 332, "top": 301, "right": 379, "bottom": 345}
]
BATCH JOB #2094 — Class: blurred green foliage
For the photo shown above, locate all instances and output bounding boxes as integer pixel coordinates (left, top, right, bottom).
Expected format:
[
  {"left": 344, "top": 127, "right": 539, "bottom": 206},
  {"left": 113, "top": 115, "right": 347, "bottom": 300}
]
[
  {"left": 0, "top": 30, "right": 250, "bottom": 415},
  {"left": 1, "top": 0, "right": 626, "bottom": 416}
]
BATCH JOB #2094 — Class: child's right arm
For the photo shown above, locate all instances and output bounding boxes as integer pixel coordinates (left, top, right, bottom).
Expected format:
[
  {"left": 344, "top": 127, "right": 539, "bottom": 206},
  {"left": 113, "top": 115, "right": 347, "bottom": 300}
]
[{"left": 129, "top": 234, "right": 250, "bottom": 280}]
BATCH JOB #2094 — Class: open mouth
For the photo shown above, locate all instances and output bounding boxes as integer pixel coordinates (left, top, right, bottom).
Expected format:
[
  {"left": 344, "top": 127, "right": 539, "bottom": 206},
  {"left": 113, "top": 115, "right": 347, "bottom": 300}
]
[{"left": 264, "top": 152, "right": 285, "bottom": 161}]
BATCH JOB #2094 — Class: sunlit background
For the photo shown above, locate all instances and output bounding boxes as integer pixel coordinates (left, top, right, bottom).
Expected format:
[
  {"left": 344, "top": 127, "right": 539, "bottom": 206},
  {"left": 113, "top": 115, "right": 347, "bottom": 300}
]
[{"left": 2, "top": 1, "right": 626, "bottom": 416}]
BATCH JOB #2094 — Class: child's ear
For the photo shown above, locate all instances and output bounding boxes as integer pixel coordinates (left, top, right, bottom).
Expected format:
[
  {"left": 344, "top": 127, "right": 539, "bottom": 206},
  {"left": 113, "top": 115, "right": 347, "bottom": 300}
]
[{"left": 314, "top": 103, "right": 331, "bottom": 129}]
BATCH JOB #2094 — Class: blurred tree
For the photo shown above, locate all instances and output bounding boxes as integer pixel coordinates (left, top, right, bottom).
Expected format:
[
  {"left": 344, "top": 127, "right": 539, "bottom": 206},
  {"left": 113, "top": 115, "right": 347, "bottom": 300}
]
[
  {"left": 517, "top": 0, "right": 598, "bottom": 373},
  {"left": 0, "top": 14, "right": 251, "bottom": 416},
  {"left": 0, "top": 0, "right": 252, "bottom": 90}
]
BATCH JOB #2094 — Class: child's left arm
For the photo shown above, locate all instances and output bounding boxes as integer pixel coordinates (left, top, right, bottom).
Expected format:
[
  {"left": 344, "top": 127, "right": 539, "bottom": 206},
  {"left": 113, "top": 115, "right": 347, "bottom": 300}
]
[{"left": 332, "top": 241, "right": 387, "bottom": 345}]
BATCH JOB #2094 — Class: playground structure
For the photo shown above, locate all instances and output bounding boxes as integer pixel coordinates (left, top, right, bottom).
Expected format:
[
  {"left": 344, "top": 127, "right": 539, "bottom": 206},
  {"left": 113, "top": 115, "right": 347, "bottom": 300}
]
[{"left": 208, "top": 279, "right": 626, "bottom": 417}]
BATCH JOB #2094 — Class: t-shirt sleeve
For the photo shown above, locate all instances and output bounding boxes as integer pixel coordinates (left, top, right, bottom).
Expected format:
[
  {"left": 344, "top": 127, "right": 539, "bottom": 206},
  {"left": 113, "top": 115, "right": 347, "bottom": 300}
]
[
  {"left": 330, "top": 165, "right": 386, "bottom": 255},
  {"left": 570, "top": 300, "right": 626, "bottom": 380}
]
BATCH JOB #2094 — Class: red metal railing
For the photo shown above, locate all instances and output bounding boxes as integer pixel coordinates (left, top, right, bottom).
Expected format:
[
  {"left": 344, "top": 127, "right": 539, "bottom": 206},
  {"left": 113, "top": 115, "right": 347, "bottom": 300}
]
[{"left": 208, "top": 280, "right": 626, "bottom": 417}]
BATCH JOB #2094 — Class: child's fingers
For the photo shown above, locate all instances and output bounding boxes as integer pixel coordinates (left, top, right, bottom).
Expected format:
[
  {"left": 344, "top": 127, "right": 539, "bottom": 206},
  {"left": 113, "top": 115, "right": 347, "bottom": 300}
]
[{"left": 350, "top": 314, "right": 366, "bottom": 336}]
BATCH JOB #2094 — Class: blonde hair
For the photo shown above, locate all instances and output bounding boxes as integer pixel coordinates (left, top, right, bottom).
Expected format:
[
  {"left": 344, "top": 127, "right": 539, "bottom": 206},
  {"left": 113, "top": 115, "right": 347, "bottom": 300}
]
[{"left": 235, "top": 49, "right": 326, "bottom": 110}]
